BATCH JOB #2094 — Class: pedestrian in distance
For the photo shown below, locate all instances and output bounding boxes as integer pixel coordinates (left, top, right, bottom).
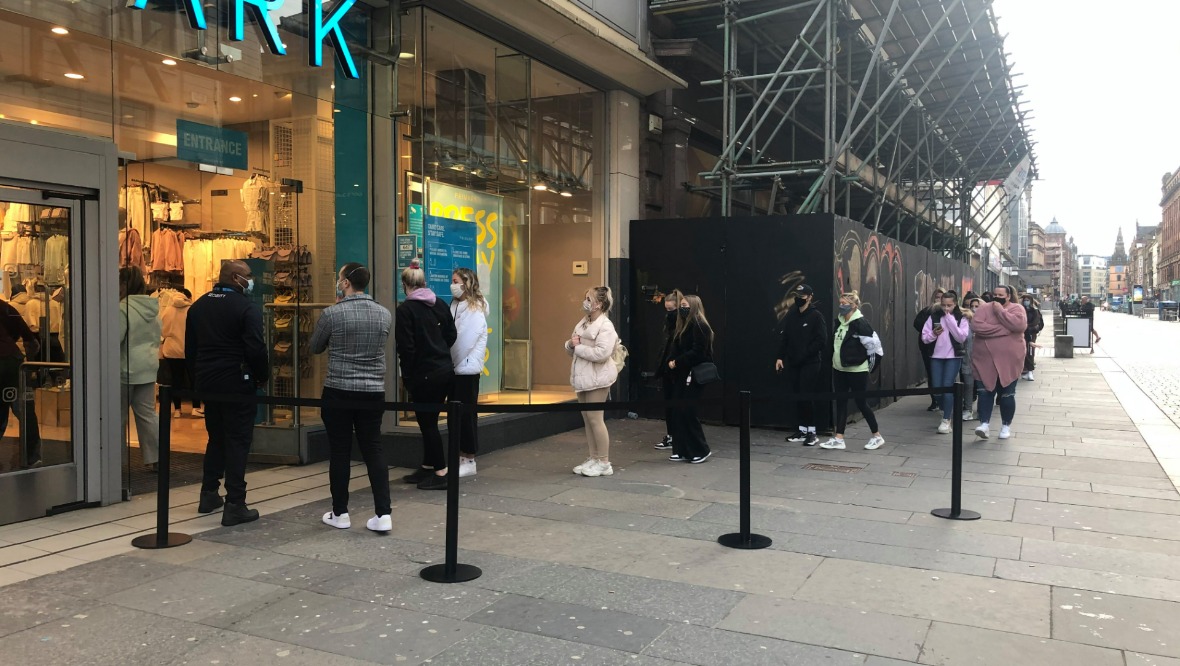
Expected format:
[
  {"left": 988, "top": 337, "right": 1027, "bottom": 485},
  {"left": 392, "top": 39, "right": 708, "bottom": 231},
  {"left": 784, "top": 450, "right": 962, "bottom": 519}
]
[
  {"left": 1021, "top": 293, "right": 1044, "bottom": 380},
  {"left": 313, "top": 263, "right": 394, "bottom": 533},
  {"left": 567, "top": 286, "right": 620, "bottom": 476},
  {"left": 775, "top": 284, "right": 827, "bottom": 446},
  {"left": 119, "top": 267, "right": 162, "bottom": 472},
  {"left": 921, "top": 290, "right": 970, "bottom": 434},
  {"left": 396, "top": 260, "right": 457, "bottom": 491},
  {"left": 159, "top": 287, "right": 202, "bottom": 418},
  {"left": 186, "top": 259, "right": 269, "bottom": 526},
  {"left": 820, "top": 291, "right": 886, "bottom": 451},
  {"left": 913, "top": 287, "right": 945, "bottom": 411},
  {"left": 959, "top": 294, "right": 982, "bottom": 421},
  {"left": 665, "top": 294, "right": 715, "bottom": 464},
  {"left": 1080, "top": 295, "right": 1100, "bottom": 344},
  {"left": 969, "top": 284, "right": 1027, "bottom": 440},
  {"left": 653, "top": 289, "right": 685, "bottom": 451},
  {"left": 449, "top": 267, "right": 488, "bottom": 478}
]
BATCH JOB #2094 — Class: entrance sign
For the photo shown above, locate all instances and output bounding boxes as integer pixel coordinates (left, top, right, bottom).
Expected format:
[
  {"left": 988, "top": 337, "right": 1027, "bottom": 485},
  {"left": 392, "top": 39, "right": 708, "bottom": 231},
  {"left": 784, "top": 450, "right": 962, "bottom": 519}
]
[
  {"left": 127, "top": 0, "right": 360, "bottom": 79},
  {"left": 176, "top": 120, "right": 248, "bottom": 170}
]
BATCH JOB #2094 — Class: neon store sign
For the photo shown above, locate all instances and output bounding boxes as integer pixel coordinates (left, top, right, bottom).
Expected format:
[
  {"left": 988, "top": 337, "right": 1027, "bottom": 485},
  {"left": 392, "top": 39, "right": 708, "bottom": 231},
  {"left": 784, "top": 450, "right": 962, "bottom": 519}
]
[{"left": 128, "top": 0, "right": 360, "bottom": 79}]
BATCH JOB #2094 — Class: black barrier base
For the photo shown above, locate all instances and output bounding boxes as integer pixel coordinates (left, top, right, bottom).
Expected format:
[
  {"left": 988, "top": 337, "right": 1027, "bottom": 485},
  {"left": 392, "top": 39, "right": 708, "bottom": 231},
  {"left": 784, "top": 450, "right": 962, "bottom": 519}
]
[
  {"left": 131, "top": 533, "right": 193, "bottom": 549},
  {"left": 718, "top": 532, "right": 773, "bottom": 550},
  {"left": 420, "top": 563, "right": 483, "bottom": 584},
  {"left": 930, "top": 508, "right": 981, "bottom": 521}
]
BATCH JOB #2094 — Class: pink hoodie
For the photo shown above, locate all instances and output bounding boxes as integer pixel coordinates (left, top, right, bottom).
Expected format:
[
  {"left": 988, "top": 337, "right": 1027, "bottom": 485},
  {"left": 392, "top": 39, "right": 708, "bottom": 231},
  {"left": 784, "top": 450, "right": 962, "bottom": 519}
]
[{"left": 406, "top": 287, "right": 437, "bottom": 306}]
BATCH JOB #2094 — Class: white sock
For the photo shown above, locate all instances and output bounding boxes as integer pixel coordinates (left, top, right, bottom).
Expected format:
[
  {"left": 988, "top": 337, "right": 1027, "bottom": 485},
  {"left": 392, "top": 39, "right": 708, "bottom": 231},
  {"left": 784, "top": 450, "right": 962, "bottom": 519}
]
[{"left": 806, "top": 426, "right": 816, "bottom": 433}]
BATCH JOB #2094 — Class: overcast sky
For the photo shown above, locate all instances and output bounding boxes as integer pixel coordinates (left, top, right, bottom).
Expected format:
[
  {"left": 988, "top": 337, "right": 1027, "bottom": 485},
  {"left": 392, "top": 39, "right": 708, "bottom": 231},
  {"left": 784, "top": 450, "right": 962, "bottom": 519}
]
[{"left": 991, "top": 0, "right": 1180, "bottom": 257}]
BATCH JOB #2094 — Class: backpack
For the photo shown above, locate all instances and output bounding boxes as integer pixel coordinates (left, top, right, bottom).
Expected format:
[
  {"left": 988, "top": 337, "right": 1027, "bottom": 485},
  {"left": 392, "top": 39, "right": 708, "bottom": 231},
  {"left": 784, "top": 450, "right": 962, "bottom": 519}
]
[{"left": 611, "top": 341, "right": 629, "bottom": 372}]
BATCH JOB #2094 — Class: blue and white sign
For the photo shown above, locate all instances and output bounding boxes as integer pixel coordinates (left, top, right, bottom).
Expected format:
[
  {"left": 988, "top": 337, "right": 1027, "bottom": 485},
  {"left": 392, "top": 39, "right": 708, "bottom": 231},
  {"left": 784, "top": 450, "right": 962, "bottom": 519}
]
[
  {"left": 424, "top": 215, "right": 476, "bottom": 300},
  {"left": 176, "top": 120, "right": 248, "bottom": 170}
]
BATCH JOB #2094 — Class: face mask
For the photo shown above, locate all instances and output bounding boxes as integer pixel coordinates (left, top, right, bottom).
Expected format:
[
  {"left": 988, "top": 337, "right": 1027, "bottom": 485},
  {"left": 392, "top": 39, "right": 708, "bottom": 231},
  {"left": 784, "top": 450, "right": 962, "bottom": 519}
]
[
  {"left": 583, "top": 299, "right": 593, "bottom": 313},
  {"left": 244, "top": 278, "right": 255, "bottom": 295},
  {"left": 336, "top": 280, "right": 346, "bottom": 300},
  {"left": 450, "top": 283, "right": 464, "bottom": 299},
  {"left": 1022, "top": 299, "right": 1030, "bottom": 307},
  {"left": 679, "top": 306, "right": 690, "bottom": 317},
  {"left": 796, "top": 298, "right": 808, "bottom": 309},
  {"left": 838, "top": 304, "right": 853, "bottom": 316},
  {"left": 994, "top": 296, "right": 1007, "bottom": 305}
]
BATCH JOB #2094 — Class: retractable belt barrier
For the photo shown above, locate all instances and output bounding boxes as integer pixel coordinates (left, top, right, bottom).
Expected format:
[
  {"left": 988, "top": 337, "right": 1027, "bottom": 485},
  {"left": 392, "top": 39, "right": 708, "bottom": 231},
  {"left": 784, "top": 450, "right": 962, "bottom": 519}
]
[{"left": 133, "top": 383, "right": 979, "bottom": 573}]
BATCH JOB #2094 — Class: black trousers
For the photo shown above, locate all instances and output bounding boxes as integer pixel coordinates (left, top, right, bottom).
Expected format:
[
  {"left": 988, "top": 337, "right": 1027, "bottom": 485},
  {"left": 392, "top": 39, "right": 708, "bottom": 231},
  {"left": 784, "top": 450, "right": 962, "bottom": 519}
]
[
  {"left": 451, "top": 374, "right": 480, "bottom": 456},
  {"left": 661, "top": 373, "right": 675, "bottom": 436},
  {"left": 161, "top": 358, "right": 201, "bottom": 409},
  {"left": 201, "top": 387, "right": 256, "bottom": 504},
  {"left": 833, "top": 370, "right": 878, "bottom": 434},
  {"left": 668, "top": 374, "right": 709, "bottom": 458},
  {"left": 920, "top": 343, "right": 937, "bottom": 405},
  {"left": 1024, "top": 334, "right": 1038, "bottom": 372},
  {"left": 785, "top": 362, "right": 823, "bottom": 429},
  {"left": 406, "top": 371, "right": 453, "bottom": 469},
  {"left": 0, "top": 354, "right": 40, "bottom": 462},
  {"left": 322, "top": 386, "right": 389, "bottom": 517}
]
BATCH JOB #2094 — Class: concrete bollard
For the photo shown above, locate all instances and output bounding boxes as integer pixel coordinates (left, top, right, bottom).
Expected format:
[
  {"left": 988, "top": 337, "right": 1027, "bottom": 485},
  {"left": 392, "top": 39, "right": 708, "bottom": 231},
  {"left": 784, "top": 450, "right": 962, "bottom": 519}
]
[{"left": 1055, "top": 335, "right": 1074, "bottom": 358}]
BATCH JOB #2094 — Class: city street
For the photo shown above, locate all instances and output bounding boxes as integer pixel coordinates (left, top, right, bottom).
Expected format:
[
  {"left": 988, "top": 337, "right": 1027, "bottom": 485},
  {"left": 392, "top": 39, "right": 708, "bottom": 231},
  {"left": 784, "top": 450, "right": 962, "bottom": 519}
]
[{"left": 1092, "top": 310, "right": 1180, "bottom": 428}]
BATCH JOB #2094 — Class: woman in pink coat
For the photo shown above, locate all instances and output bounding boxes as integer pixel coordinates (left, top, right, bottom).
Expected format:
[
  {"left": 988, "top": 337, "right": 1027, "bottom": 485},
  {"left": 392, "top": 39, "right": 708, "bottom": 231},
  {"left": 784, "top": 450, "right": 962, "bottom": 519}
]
[{"left": 969, "top": 285, "right": 1027, "bottom": 440}]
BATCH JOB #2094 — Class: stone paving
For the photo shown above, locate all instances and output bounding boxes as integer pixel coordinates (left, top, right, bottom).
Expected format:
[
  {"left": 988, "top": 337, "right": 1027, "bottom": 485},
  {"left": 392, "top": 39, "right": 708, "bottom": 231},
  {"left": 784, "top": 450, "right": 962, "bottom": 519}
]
[{"left": 2, "top": 311, "right": 1180, "bottom": 665}]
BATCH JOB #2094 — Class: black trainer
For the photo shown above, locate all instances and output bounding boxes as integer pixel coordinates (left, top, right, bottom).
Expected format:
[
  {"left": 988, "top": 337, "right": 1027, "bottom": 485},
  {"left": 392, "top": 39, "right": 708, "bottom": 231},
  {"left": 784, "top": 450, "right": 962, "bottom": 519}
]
[
  {"left": 668, "top": 454, "right": 687, "bottom": 462},
  {"left": 402, "top": 467, "right": 434, "bottom": 484},
  {"left": 417, "top": 474, "right": 448, "bottom": 490},
  {"left": 689, "top": 452, "right": 713, "bottom": 464},
  {"left": 198, "top": 491, "right": 224, "bottom": 514},
  {"left": 803, "top": 432, "right": 819, "bottom": 446},
  {"left": 926, "top": 403, "right": 940, "bottom": 412},
  {"left": 654, "top": 435, "right": 673, "bottom": 450},
  {"left": 221, "top": 501, "right": 259, "bottom": 527},
  {"left": 786, "top": 429, "right": 808, "bottom": 443}
]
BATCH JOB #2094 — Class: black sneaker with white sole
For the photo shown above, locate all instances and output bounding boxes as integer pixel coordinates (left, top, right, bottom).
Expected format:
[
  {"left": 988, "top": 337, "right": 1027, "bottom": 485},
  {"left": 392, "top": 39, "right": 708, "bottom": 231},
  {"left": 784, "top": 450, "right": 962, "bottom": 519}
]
[
  {"left": 803, "top": 432, "right": 819, "bottom": 446},
  {"left": 689, "top": 452, "right": 712, "bottom": 464},
  {"left": 668, "top": 454, "right": 687, "bottom": 462},
  {"left": 654, "top": 435, "right": 673, "bottom": 450},
  {"left": 786, "top": 429, "right": 808, "bottom": 443}
]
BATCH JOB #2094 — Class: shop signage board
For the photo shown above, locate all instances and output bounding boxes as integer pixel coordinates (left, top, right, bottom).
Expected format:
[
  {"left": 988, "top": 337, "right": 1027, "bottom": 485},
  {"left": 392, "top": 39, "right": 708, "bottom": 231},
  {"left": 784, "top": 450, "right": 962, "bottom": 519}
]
[
  {"left": 427, "top": 181, "right": 504, "bottom": 391},
  {"left": 127, "top": 0, "right": 360, "bottom": 79},
  {"left": 396, "top": 234, "right": 418, "bottom": 301},
  {"left": 424, "top": 215, "right": 476, "bottom": 305},
  {"left": 176, "top": 120, "right": 248, "bottom": 170}
]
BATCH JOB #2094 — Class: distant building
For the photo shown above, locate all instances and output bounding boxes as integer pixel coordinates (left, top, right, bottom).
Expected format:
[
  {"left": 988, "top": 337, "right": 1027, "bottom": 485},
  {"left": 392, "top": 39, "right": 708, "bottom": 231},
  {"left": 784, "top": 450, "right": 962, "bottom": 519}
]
[
  {"left": 1129, "top": 223, "right": 1159, "bottom": 299},
  {"left": 1160, "top": 168, "right": 1180, "bottom": 300},
  {"left": 1109, "top": 228, "right": 1129, "bottom": 298},
  {"left": 1077, "top": 254, "right": 1108, "bottom": 300},
  {"left": 1043, "top": 217, "right": 1077, "bottom": 299}
]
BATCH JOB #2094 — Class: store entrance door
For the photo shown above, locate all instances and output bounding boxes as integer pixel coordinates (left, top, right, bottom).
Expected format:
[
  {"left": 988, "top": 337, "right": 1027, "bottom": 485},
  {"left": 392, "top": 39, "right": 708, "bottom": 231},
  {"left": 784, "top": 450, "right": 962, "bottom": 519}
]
[{"left": 0, "top": 184, "right": 84, "bottom": 525}]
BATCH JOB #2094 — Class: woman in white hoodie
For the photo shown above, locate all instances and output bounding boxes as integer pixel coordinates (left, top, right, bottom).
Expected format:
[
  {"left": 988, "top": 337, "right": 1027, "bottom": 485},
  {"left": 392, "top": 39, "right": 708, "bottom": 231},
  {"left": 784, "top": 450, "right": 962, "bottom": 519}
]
[
  {"left": 565, "top": 286, "right": 619, "bottom": 477},
  {"left": 119, "top": 267, "right": 162, "bottom": 471},
  {"left": 449, "top": 268, "right": 487, "bottom": 478}
]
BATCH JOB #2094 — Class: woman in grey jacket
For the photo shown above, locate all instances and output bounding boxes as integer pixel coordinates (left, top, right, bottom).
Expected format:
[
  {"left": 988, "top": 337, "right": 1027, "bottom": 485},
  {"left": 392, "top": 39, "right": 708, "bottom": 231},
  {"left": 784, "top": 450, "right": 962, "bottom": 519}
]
[
  {"left": 119, "top": 268, "right": 161, "bottom": 471},
  {"left": 449, "top": 268, "right": 488, "bottom": 478}
]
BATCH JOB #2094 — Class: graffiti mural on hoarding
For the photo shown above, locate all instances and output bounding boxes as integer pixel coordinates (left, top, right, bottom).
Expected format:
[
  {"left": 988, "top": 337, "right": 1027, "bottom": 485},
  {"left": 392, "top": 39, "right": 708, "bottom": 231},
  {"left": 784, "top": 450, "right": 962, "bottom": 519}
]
[{"left": 834, "top": 229, "right": 903, "bottom": 350}]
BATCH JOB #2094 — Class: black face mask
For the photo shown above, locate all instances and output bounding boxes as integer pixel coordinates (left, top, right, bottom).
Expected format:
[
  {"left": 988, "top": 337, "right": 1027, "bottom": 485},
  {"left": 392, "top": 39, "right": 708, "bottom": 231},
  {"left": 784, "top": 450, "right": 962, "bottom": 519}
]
[
  {"left": 679, "top": 307, "right": 690, "bottom": 317},
  {"left": 994, "top": 296, "right": 1007, "bottom": 305},
  {"left": 795, "top": 297, "right": 808, "bottom": 309}
]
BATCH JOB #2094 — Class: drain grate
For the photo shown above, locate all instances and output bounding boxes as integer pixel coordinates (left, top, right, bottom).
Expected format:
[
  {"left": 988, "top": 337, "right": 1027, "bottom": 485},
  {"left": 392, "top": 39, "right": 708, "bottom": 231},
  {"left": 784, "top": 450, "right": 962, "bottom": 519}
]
[
  {"left": 892, "top": 471, "right": 918, "bottom": 478},
  {"left": 801, "top": 463, "right": 862, "bottom": 474}
]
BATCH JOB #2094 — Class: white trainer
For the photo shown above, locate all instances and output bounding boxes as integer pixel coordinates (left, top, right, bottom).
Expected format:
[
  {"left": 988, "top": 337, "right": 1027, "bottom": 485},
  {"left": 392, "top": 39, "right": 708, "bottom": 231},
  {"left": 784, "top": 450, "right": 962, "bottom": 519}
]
[
  {"left": 999, "top": 425, "right": 1012, "bottom": 440},
  {"left": 937, "top": 419, "right": 951, "bottom": 434},
  {"left": 975, "top": 423, "right": 990, "bottom": 439},
  {"left": 459, "top": 459, "right": 477, "bottom": 478},
  {"left": 322, "top": 511, "right": 351, "bottom": 529},
  {"left": 366, "top": 514, "right": 392, "bottom": 532},
  {"left": 580, "top": 460, "right": 613, "bottom": 477},
  {"left": 572, "top": 458, "right": 595, "bottom": 474},
  {"left": 865, "top": 435, "right": 885, "bottom": 450},
  {"left": 961, "top": 410, "right": 974, "bottom": 422},
  {"left": 1026, "top": 372, "right": 1034, "bottom": 381},
  {"left": 172, "top": 408, "right": 182, "bottom": 419},
  {"left": 819, "top": 438, "right": 846, "bottom": 450}
]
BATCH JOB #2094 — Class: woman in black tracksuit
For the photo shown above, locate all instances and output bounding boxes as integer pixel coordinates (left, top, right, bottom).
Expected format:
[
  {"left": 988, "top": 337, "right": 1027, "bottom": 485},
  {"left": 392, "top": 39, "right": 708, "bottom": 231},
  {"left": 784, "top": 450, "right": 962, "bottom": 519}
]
[
  {"left": 395, "top": 262, "right": 458, "bottom": 490},
  {"left": 653, "top": 289, "right": 685, "bottom": 451},
  {"left": 775, "top": 284, "right": 828, "bottom": 445},
  {"left": 665, "top": 294, "right": 714, "bottom": 464}
]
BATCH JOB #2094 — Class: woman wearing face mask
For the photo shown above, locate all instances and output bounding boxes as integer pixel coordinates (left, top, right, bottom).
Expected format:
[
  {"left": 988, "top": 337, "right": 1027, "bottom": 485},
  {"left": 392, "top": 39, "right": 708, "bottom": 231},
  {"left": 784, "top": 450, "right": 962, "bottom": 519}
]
[
  {"left": 821, "top": 292, "right": 886, "bottom": 451},
  {"left": 1020, "top": 293, "right": 1044, "bottom": 381},
  {"left": 775, "top": 284, "right": 827, "bottom": 446},
  {"left": 566, "top": 286, "right": 620, "bottom": 476},
  {"left": 396, "top": 261, "right": 458, "bottom": 490},
  {"left": 666, "top": 295, "right": 715, "bottom": 463},
  {"left": 970, "top": 284, "right": 1027, "bottom": 440},
  {"left": 921, "top": 290, "right": 971, "bottom": 434},
  {"left": 449, "top": 268, "right": 488, "bottom": 477},
  {"left": 653, "top": 289, "right": 685, "bottom": 451}
]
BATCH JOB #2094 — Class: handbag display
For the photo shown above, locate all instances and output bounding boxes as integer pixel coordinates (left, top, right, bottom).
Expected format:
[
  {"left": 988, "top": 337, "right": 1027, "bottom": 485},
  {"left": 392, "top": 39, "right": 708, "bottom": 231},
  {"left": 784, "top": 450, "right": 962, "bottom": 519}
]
[{"left": 690, "top": 362, "right": 721, "bottom": 385}]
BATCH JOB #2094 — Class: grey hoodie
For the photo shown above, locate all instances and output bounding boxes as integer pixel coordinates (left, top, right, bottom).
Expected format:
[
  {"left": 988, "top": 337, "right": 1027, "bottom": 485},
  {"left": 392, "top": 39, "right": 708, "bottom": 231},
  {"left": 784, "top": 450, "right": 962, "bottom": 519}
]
[{"left": 121, "top": 295, "right": 161, "bottom": 384}]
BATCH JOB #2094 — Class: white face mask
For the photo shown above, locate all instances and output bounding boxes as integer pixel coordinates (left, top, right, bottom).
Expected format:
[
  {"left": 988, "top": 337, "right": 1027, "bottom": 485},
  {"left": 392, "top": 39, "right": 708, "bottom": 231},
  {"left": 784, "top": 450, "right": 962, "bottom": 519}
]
[
  {"left": 582, "top": 298, "right": 593, "bottom": 313},
  {"left": 450, "top": 283, "right": 464, "bottom": 299}
]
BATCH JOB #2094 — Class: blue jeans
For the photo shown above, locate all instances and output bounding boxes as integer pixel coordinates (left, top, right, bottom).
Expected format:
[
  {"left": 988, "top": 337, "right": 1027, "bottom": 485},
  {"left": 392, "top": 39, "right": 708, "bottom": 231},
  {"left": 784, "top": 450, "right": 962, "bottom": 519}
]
[
  {"left": 976, "top": 378, "right": 1017, "bottom": 426},
  {"left": 930, "top": 357, "right": 962, "bottom": 420}
]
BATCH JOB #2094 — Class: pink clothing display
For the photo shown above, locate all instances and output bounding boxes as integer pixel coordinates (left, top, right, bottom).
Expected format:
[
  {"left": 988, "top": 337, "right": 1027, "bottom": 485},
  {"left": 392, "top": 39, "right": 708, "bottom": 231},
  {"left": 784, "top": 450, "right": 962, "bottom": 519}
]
[{"left": 970, "top": 302, "right": 1027, "bottom": 390}]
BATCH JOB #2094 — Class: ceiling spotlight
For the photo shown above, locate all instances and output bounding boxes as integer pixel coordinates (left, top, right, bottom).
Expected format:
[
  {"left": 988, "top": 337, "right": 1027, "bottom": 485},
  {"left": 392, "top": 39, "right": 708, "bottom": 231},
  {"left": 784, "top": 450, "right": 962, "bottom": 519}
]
[
  {"left": 162, "top": 58, "right": 177, "bottom": 66},
  {"left": 30, "top": 120, "right": 39, "bottom": 125},
  {"left": 64, "top": 72, "right": 85, "bottom": 80},
  {"left": 398, "top": 52, "right": 414, "bottom": 59},
  {"left": 559, "top": 188, "right": 573, "bottom": 198},
  {"left": 51, "top": 27, "right": 68, "bottom": 35},
  {"left": 532, "top": 182, "right": 548, "bottom": 191},
  {"left": 229, "top": 96, "right": 242, "bottom": 102},
  {"left": 330, "top": 83, "right": 335, "bottom": 90}
]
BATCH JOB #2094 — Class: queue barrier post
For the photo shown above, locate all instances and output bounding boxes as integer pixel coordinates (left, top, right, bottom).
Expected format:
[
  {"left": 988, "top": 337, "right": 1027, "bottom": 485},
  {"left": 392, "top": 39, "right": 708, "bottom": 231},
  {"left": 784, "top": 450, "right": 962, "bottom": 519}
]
[
  {"left": 132, "top": 385, "right": 193, "bottom": 549},
  {"left": 718, "top": 390, "right": 772, "bottom": 549},
  {"left": 420, "top": 400, "right": 483, "bottom": 583},
  {"left": 931, "top": 381, "right": 980, "bottom": 521}
]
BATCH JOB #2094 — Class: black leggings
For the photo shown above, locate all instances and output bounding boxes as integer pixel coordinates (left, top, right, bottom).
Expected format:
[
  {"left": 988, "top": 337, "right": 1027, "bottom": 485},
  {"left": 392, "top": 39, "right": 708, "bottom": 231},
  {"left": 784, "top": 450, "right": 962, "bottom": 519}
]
[
  {"left": 406, "top": 372, "right": 453, "bottom": 469},
  {"left": 451, "top": 374, "right": 480, "bottom": 456},
  {"left": 833, "top": 370, "right": 878, "bottom": 435}
]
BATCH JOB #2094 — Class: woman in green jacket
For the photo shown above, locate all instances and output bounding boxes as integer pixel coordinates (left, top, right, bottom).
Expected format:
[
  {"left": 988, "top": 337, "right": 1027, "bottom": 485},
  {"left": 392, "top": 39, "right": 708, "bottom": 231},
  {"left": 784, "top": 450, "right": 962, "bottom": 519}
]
[{"left": 820, "top": 291, "right": 886, "bottom": 451}]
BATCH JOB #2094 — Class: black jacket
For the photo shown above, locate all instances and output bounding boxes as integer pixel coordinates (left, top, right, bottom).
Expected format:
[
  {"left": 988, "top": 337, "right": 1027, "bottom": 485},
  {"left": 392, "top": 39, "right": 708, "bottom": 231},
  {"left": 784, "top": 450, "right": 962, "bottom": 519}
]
[
  {"left": 839, "top": 317, "right": 877, "bottom": 368},
  {"left": 913, "top": 305, "right": 939, "bottom": 353},
  {"left": 655, "top": 310, "right": 677, "bottom": 378},
  {"left": 185, "top": 283, "right": 268, "bottom": 392},
  {"left": 929, "top": 310, "right": 967, "bottom": 358},
  {"left": 1024, "top": 305, "right": 1044, "bottom": 340},
  {"left": 777, "top": 306, "right": 827, "bottom": 367},
  {"left": 395, "top": 298, "right": 457, "bottom": 384},
  {"left": 669, "top": 319, "right": 713, "bottom": 377}
]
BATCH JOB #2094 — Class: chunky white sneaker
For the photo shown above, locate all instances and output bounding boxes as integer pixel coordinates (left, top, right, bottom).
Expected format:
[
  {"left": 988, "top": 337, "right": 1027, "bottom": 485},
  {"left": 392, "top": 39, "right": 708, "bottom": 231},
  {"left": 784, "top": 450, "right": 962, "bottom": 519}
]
[
  {"left": 937, "top": 419, "right": 951, "bottom": 434},
  {"left": 975, "top": 423, "right": 990, "bottom": 439},
  {"left": 1026, "top": 372, "right": 1034, "bottom": 381},
  {"left": 581, "top": 460, "right": 613, "bottom": 477},
  {"left": 819, "top": 438, "right": 846, "bottom": 450},
  {"left": 573, "top": 458, "right": 595, "bottom": 474},
  {"left": 961, "top": 410, "right": 975, "bottom": 422},
  {"left": 865, "top": 435, "right": 885, "bottom": 450},
  {"left": 322, "top": 511, "right": 351, "bottom": 529},
  {"left": 999, "top": 425, "right": 1012, "bottom": 440},
  {"left": 366, "top": 514, "right": 392, "bottom": 532},
  {"left": 459, "top": 459, "right": 477, "bottom": 478}
]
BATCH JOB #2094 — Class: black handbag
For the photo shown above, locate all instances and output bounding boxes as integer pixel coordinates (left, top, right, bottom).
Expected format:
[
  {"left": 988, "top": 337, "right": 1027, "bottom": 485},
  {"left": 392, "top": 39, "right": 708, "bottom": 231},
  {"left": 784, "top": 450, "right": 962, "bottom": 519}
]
[{"left": 691, "top": 362, "right": 721, "bottom": 385}]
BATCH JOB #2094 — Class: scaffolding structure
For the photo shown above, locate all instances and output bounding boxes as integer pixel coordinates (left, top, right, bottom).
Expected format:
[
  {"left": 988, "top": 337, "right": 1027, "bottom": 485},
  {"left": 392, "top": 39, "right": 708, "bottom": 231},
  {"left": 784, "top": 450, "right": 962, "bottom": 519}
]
[{"left": 650, "top": 0, "right": 1036, "bottom": 260}]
